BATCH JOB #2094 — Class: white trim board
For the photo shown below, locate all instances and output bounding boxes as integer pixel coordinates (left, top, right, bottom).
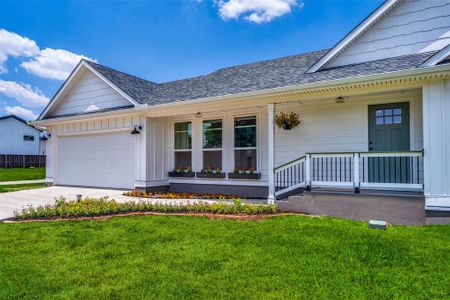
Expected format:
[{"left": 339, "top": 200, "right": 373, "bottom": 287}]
[{"left": 421, "top": 43, "right": 450, "bottom": 67}]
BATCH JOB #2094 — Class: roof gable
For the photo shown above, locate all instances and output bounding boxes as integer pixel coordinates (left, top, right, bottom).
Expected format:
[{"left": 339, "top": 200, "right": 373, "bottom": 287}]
[
  {"left": 307, "top": 0, "right": 401, "bottom": 73},
  {"left": 38, "top": 60, "right": 141, "bottom": 120},
  {"left": 308, "top": 0, "right": 450, "bottom": 72}
]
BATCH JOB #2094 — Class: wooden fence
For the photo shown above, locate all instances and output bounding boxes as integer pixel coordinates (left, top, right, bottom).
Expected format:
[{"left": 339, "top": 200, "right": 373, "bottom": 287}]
[{"left": 0, "top": 155, "right": 46, "bottom": 168}]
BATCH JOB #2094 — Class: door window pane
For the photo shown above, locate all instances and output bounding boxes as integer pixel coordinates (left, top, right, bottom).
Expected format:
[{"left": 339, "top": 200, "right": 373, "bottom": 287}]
[
  {"left": 376, "top": 110, "right": 383, "bottom": 117},
  {"left": 203, "top": 151, "right": 222, "bottom": 169},
  {"left": 174, "top": 122, "right": 192, "bottom": 150},
  {"left": 235, "top": 149, "right": 257, "bottom": 170},
  {"left": 393, "top": 108, "right": 402, "bottom": 115},
  {"left": 203, "top": 120, "right": 222, "bottom": 149},
  {"left": 393, "top": 115, "right": 402, "bottom": 124},
  {"left": 175, "top": 151, "right": 191, "bottom": 169},
  {"left": 384, "top": 109, "right": 393, "bottom": 116},
  {"left": 376, "top": 117, "right": 384, "bottom": 125},
  {"left": 234, "top": 116, "right": 256, "bottom": 147},
  {"left": 385, "top": 116, "right": 392, "bottom": 124}
]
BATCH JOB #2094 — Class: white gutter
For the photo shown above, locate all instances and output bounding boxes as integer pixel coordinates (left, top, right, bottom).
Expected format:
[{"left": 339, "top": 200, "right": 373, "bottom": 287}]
[{"left": 32, "top": 63, "right": 450, "bottom": 125}]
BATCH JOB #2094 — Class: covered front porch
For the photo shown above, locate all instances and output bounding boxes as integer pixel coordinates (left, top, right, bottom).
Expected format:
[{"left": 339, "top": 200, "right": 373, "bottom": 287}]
[{"left": 267, "top": 87, "right": 425, "bottom": 202}]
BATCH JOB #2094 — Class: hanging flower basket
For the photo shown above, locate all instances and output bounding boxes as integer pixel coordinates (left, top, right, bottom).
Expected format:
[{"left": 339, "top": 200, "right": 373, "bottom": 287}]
[{"left": 275, "top": 112, "right": 301, "bottom": 130}]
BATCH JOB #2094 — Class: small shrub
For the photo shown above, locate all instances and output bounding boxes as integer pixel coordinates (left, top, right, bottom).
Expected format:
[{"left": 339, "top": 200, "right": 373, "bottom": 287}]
[{"left": 14, "top": 197, "right": 278, "bottom": 220}]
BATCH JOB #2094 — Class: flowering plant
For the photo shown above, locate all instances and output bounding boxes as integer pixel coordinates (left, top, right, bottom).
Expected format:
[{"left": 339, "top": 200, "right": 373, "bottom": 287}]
[
  {"left": 172, "top": 166, "right": 192, "bottom": 173},
  {"left": 233, "top": 168, "right": 255, "bottom": 174},
  {"left": 201, "top": 166, "right": 222, "bottom": 174},
  {"left": 275, "top": 112, "right": 301, "bottom": 130}
]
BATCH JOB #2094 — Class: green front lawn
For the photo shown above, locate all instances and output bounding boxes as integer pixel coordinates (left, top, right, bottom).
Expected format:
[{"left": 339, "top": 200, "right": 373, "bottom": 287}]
[
  {"left": 0, "top": 167, "right": 45, "bottom": 182},
  {"left": 1, "top": 216, "right": 449, "bottom": 299},
  {"left": 0, "top": 183, "right": 46, "bottom": 193}
]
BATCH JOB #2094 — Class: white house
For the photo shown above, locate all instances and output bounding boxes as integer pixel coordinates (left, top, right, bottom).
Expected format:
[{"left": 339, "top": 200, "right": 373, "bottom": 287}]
[
  {"left": 33, "top": 0, "right": 450, "bottom": 212},
  {"left": 0, "top": 115, "right": 45, "bottom": 155}
]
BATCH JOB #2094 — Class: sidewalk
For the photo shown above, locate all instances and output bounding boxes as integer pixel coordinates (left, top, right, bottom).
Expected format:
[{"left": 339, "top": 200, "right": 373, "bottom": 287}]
[{"left": 0, "top": 179, "right": 45, "bottom": 186}]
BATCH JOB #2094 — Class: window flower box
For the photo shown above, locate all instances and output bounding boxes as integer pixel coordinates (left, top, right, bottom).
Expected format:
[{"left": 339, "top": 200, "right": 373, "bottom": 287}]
[
  {"left": 196, "top": 172, "right": 226, "bottom": 179},
  {"left": 168, "top": 171, "right": 195, "bottom": 178},
  {"left": 228, "top": 173, "right": 261, "bottom": 180},
  {"left": 196, "top": 169, "right": 226, "bottom": 179}
]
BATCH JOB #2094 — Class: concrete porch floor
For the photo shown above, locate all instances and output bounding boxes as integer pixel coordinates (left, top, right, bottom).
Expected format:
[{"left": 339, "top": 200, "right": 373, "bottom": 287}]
[{"left": 277, "top": 190, "right": 449, "bottom": 226}]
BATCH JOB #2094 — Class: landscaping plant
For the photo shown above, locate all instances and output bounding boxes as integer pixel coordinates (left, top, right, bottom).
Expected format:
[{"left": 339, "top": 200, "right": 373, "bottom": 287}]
[{"left": 14, "top": 197, "right": 277, "bottom": 220}]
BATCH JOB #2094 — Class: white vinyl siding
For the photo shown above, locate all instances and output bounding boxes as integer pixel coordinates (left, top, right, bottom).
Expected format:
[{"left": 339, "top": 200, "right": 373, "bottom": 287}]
[
  {"left": 49, "top": 69, "right": 132, "bottom": 117},
  {"left": 328, "top": 0, "right": 450, "bottom": 67},
  {"left": 274, "top": 91, "right": 423, "bottom": 167},
  {"left": 57, "top": 132, "right": 135, "bottom": 189}
]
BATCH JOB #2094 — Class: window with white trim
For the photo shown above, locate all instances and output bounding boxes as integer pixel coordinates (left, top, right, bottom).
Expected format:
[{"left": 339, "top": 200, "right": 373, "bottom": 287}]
[
  {"left": 202, "top": 119, "right": 222, "bottom": 169},
  {"left": 234, "top": 116, "right": 257, "bottom": 170},
  {"left": 174, "top": 122, "right": 192, "bottom": 169}
]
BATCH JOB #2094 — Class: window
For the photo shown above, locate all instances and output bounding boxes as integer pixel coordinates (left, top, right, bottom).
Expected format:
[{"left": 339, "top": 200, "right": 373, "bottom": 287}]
[
  {"left": 202, "top": 119, "right": 222, "bottom": 169},
  {"left": 234, "top": 116, "right": 257, "bottom": 170},
  {"left": 376, "top": 108, "right": 402, "bottom": 125},
  {"left": 174, "top": 122, "right": 192, "bottom": 169},
  {"left": 23, "top": 135, "right": 35, "bottom": 141}
]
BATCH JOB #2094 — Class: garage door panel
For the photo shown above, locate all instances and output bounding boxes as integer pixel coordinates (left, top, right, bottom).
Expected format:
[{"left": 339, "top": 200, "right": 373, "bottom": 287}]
[{"left": 57, "top": 132, "right": 135, "bottom": 189}]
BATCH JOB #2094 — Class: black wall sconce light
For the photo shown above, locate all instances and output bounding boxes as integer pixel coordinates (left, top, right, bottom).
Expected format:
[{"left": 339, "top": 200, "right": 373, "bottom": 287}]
[
  {"left": 335, "top": 96, "right": 346, "bottom": 104},
  {"left": 131, "top": 125, "right": 143, "bottom": 135}
]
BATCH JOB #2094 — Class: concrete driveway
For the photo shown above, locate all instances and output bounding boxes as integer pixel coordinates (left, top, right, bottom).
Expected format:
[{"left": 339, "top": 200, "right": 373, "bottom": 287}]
[{"left": 0, "top": 186, "right": 137, "bottom": 220}]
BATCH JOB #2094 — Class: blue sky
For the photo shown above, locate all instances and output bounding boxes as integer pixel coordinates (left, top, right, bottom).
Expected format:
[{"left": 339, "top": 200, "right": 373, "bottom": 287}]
[{"left": 0, "top": 0, "right": 383, "bottom": 120}]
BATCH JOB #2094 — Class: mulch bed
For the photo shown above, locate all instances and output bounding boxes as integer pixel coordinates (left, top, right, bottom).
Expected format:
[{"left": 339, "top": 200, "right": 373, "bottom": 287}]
[{"left": 4, "top": 212, "right": 312, "bottom": 223}]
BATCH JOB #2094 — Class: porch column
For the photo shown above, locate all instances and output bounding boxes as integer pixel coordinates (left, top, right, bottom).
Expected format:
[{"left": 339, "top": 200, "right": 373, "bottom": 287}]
[
  {"left": 267, "top": 103, "right": 275, "bottom": 204},
  {"left": 423, "top": 80, "right": 450, "bottom": 211}
]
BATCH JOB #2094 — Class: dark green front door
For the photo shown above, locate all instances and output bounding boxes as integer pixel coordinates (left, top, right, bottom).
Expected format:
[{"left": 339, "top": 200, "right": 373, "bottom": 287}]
[{"left": 368, "top": 102, "right": 410, "bottom": 183}]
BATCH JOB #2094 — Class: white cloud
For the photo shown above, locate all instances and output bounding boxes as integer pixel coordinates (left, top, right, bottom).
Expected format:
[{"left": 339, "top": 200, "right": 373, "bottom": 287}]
[
  {"left": 0, "top": 28, "right": 96, "bottom": 80},
  {"left": 0, "top": 29, "right": 39, "bottom": 74},
  {"left": 21, "top": 48, "right": 95, "bottom": 80},
  {"left": 0, "top": 80, "right": 49, "bottom": 108},
  {"left": 216, "top": 0, "right": 302, "bottom": 23},
  {"left": 5, "top": 106, "right": 38, "bottom": 121}
]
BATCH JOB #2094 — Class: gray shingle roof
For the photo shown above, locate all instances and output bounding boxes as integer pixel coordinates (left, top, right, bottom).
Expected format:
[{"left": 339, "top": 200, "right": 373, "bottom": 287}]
[{"left": 84, "top": 50, "right": 438, "bottom": 106}]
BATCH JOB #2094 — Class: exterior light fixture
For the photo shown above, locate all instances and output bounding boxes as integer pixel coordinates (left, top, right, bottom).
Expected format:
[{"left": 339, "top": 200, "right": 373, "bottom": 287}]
[
  {"left": 131, "top": 125, "right": 142, "bottom": 135},
  {"left": 335, "top": 96, "right": 346, "bottom": 104}
]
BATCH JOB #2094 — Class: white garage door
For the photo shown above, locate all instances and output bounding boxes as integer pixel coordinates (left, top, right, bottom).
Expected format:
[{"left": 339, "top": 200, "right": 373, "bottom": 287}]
[{"left": 57, "top": 131, "right": 135, "bottom": 189}]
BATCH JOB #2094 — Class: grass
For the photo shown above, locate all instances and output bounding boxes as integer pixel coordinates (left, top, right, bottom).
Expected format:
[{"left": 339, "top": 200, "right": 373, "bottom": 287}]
[
  {"left": 0, "top": 183, "right": 46, "bottom": 193},
  {"left": 0, "top": 216, "right": 449, "bottom": 299},
  {"left": 0, "top": 167, "right": 45, "bottom": 182}
]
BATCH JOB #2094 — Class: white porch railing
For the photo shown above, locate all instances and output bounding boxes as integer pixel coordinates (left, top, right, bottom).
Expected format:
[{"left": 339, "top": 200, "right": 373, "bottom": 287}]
[
  {"left": 274, "top": 156, "right": 306, "bottom": 197},
  {"left": 274, "top": 151, "right": 424, "bottom": 197}
]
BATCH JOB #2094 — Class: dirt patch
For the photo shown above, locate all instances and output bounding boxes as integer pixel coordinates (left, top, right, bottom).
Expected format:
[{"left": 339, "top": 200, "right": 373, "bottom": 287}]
[{"left": 4, "top": 212, "right": 313, "bottom": 223}]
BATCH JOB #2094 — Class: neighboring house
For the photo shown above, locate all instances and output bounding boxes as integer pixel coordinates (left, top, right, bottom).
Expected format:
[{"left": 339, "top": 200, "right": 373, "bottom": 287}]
[
  {"left": 0, "top": 115, "right": 46, "bottom": 155},
  {"left": 34, "top": 0, "right": 450, "bottom": 212}
]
